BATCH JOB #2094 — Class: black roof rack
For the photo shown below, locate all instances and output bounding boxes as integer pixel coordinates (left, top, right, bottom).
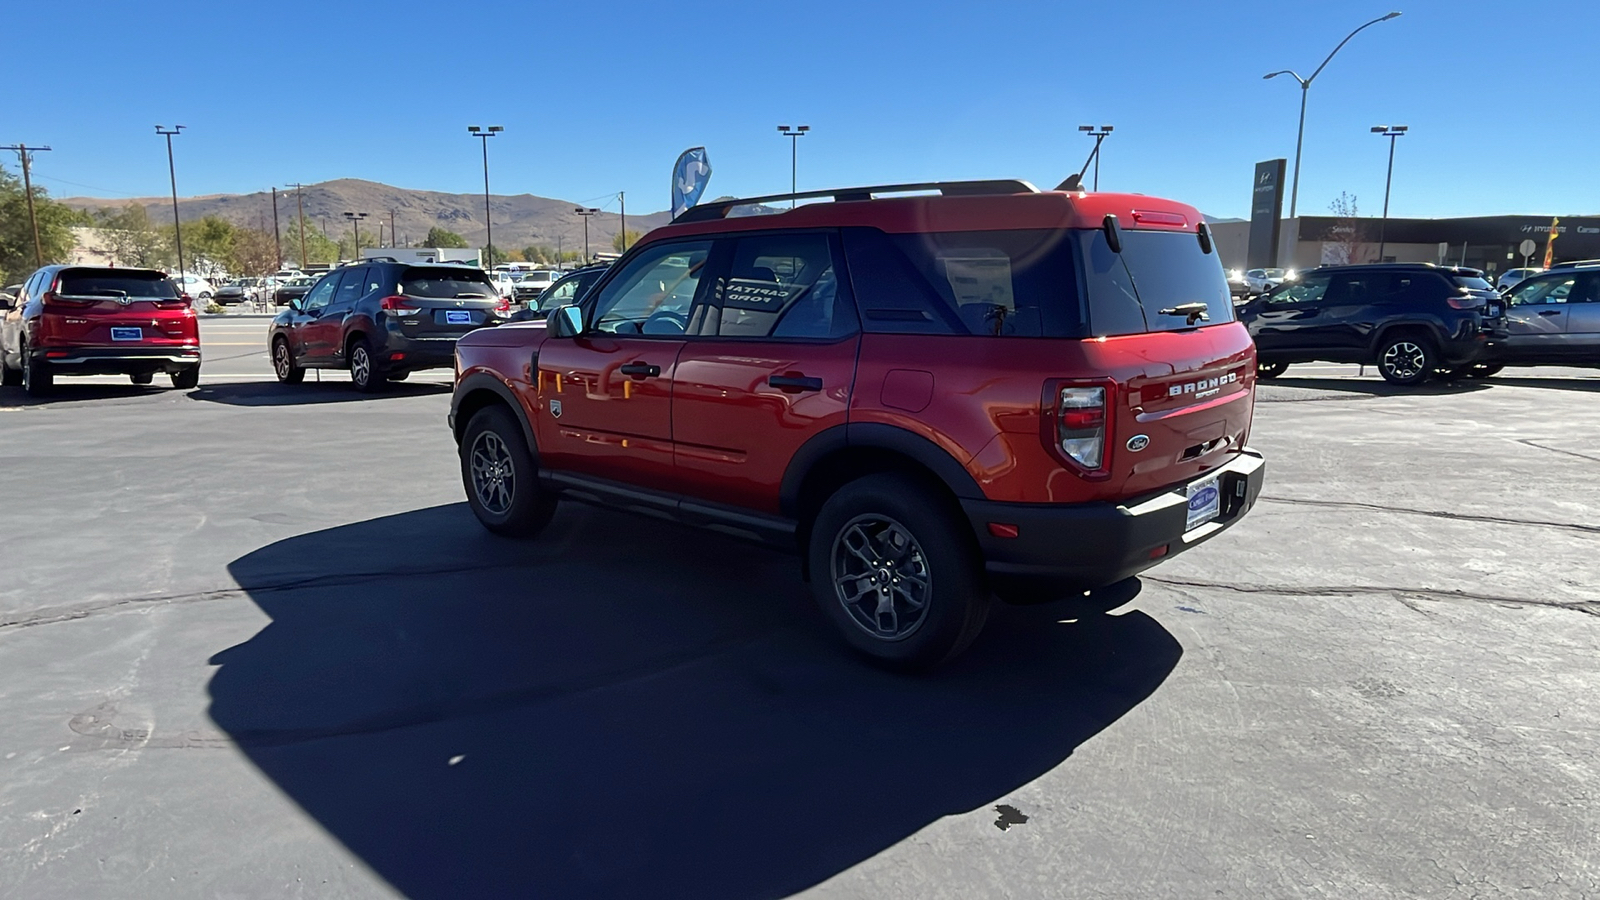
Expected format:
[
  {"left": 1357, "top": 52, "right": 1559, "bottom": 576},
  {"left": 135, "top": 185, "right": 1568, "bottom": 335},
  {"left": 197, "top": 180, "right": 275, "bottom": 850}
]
[{"left": 673, "top": 179, "right": 1039, "bottom": 223}]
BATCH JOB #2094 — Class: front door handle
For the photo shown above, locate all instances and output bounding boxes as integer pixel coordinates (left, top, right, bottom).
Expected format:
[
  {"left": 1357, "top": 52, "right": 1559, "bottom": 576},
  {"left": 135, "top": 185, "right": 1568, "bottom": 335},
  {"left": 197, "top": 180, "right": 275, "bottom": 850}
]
[
  {"left": 768, "top": 374, "right": 823, "bottom": 392},
  {"left": 620, "top": 362, "right": 662, "bottom": 378},
  {"left": 1538, "top": 309, "right": 1563, "bottom": 317}
]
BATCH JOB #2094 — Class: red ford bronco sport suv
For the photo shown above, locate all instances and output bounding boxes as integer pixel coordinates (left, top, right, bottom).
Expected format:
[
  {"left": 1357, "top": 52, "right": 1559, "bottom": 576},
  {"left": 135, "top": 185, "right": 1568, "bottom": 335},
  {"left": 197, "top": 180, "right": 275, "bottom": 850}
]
[
  {"left": 449, "top": 181, "right": 1265, "bottom": 668},
  {"left": 0, "top": 265, "right": 200, "bottom": 396}
]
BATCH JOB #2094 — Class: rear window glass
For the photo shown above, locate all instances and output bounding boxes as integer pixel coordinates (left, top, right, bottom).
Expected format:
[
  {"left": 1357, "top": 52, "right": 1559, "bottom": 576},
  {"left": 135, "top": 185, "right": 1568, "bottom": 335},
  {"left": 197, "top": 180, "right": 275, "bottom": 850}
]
[
  {"left": 1107, "top": 230, "right": 1236, "bottom": 334},
  {"left": 841, "top": 228, "right": 1085, "bottom": 337},
  {"left": 1452, "top": 275, "right": 1495, "bottom": 291},
  {"left": 57, "top": 271, "right": 178, "bottom": 300},
  {"left": 400, "top": 267, "right": 494, "bottom": 299}
]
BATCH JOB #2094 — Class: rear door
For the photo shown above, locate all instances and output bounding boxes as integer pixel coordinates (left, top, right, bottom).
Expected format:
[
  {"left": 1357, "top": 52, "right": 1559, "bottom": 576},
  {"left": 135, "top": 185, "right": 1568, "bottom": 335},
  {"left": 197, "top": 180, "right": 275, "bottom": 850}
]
[
  {"left": 535, "top": 239, "right": 712, "bottom": 489},
  {"left": 1557, "top": 273, "right": 1600, "bottom": 359},
  {"left": 672, "top": 230, "right": 860, "bottom": 514},
  {"left": 1501, "top": 273, "right": 1575, "bottom": 362}
]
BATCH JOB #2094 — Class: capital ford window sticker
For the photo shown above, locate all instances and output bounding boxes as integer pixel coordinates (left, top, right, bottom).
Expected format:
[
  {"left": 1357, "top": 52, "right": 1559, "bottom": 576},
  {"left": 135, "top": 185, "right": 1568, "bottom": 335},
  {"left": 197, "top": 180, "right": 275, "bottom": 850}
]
[{"left": 723, "top": 279, "right": 797, "bottom": 311}]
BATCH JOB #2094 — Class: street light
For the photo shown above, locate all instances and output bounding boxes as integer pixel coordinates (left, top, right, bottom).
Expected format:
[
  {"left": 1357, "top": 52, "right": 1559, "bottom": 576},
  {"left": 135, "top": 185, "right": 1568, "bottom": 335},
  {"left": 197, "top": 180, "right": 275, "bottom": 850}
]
[
  {"left": 155, "top": 126, "right": 186, "bottom": 293},
  {"left": 574, "top": 207, "right": 598, "bottom": 262},
  {"left": 1371, "top": 125, "right": 1408, "bottom": 262},
  {"left": 1076, "top": 125, "right": 1114, "bottom": 191},
  {"left": 467, "top": 126, "right": 503, "bottom": 267},
  {"left": 777, "top": 125, "right": 810, "bottom": 206},
  {"left": 343, "top": 211, "right": 368, "bottom": 259},
  {"left": 1264, "top": 11, "right": 1402, "bottom": 219}
]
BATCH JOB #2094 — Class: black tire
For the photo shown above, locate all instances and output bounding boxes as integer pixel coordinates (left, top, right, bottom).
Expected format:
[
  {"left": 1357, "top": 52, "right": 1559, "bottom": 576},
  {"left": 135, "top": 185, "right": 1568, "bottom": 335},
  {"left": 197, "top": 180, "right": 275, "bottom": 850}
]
[
  {"left": 807, "top": 472, "right": 990, "bottom": 670},
  {"left": 460, "top": 405, "right": 557, "bottom": 538},
  {"left": 387, "top": 371, "right": 409, "bottom": 382},
  {"left": 22, "top": 344, "right": 51, "bottom": 397},
  {"left": 1467, "top": 363, "right": 1504, "bottom": 379},
  {"left": 170, "top": 365, "right": 200, "bottom": 389},
  {"left": 1375, "top": 332, "right": 1435, "bottom": 386},
  {"left": 272, "top": 338, "right": 304, "bottom": 384},
  {"left": 1, "top": 357, "right": 21, "bottom": 387},
  {"left": 130, "top": 373, "right": 154, "bottom": 385},
  {"left": 348, "top": 338, "right": 383, "bottom": 393},
  {"left": 1257, "top": 361, "right": 1289, "bottom": 380}
]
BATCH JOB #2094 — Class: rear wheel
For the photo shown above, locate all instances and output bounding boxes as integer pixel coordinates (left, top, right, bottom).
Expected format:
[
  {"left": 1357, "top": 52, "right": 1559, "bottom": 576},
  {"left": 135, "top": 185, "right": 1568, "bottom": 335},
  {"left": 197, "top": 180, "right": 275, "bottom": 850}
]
[
  {"left": 22, "top": 345, "right": 51, "bottom": 397},
  {"left": 170, "top": 365, "right": 200, "bottom": 389},
  {"left": 1376, "top": 333, "right": 1435, "bottom": 386},
  {"left": 1257, "top": 361, "right": 1289, "bottom": 380},
  {"left": 348, "top": 338, "right": 382, "bottom": 393},
  {"left": 130, "top": 373, "right": 154, "bottom": 385},
  {"left": 387, "top": 371, "right": 409, "bottom": 382},
  {"left": 1466, "top": 363, "right": 1504, "bottom": 379},
  {"left": 272, "top": 338, "right": 304, "bottom": 384},
  {"left": 461, "top": 405, "right": 557, "bottom": 538},
  {"left": 808, "top": 473, "right": 990, "bottom": 670}
]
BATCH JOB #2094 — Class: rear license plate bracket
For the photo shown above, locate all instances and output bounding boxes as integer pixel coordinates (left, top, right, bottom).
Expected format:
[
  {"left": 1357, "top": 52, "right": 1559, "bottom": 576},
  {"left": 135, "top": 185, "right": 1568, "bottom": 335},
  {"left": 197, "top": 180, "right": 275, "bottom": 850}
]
[
  {"left": 1185, "top": 474, "right": 1222, "bottom": 531},
  {"left": 445, "top": 310, "right": 472, "bottom": 325},
  {"left": 110, "top": 327, "right": 143, "bottom": 341}
]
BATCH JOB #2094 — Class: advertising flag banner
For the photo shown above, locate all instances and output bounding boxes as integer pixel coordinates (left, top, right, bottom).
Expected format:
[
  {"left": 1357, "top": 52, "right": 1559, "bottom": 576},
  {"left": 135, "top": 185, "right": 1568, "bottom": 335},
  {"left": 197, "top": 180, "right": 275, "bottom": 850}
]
[
  {"left": 672, "top": 148, "right": 712, "bottom": 220},
  {"left": 1544, "top": 216, "right": 1560, "bottom": 268}
]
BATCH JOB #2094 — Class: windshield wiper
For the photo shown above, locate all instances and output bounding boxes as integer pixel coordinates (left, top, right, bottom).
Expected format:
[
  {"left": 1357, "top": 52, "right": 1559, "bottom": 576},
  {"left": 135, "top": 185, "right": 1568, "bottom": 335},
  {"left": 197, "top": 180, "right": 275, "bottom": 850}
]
[
  {"left": 453, "top": 291, "right": 492, "bottom": 299},
  {"left": 1158, "top": 302, "right": 1210, "bottom": 326}
]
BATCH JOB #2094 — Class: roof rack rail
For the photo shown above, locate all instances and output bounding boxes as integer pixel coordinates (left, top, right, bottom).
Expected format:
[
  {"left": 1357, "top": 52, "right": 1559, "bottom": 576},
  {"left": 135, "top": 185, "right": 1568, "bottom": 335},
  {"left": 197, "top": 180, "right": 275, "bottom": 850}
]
[{"left": 673, "top": 179, "right": 1039, "bottom": 223}]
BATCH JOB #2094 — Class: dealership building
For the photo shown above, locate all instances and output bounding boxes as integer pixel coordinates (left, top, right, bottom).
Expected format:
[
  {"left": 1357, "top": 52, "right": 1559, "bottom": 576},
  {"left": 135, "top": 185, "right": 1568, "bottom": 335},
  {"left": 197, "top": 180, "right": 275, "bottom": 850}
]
[{"left": 1208, "top": 159, "right": 1600, "bottom": 276}]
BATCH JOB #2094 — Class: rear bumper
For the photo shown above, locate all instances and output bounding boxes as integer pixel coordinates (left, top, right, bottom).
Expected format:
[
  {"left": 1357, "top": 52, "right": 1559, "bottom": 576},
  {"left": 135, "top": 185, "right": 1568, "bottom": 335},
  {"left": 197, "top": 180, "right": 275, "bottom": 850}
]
[
  {"left": 962, "top": 448, "right": 1266, "bottom": 590},
  {"left": 31, "top": 346, "right": 200, "bottom": 375}
]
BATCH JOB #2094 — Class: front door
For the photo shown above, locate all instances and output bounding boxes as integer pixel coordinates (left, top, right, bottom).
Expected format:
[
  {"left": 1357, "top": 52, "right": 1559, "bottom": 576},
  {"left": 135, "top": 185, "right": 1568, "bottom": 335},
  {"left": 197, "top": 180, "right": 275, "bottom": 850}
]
[
  {"left": 283, "top": 273, "right": 338, "bottom": 365},
  {"left": 1250, "top": 272, "right": 1331, "bottom": 355},
  {"left": 1501, "top": 273, "right": 1577, "bottom": 363},
  {"left": 672, "top": 231, "right": 859, "bottom": 514},
  {"left": 535, "top": 240, "right": 713, "bottom": 489}
]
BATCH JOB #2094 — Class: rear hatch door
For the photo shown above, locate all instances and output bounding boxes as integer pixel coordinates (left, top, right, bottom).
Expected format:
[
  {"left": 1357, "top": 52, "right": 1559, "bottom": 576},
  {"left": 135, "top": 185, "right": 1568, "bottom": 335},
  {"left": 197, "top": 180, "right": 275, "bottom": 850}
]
[
  {"left": 44, "top": 270, "right": 196, "bottom": 346},
  {"left": 386, "top": 266, "right": 504, "bottom": 339}
]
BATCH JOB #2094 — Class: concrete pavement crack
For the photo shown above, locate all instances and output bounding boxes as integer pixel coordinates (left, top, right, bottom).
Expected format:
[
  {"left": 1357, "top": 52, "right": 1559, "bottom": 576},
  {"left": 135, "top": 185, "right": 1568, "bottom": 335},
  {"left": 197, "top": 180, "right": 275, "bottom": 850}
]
[
  {"left": 1258, "top": 495, "right": 1600, "bottom": 536},
  {"left": 1144, "top": 576, "right": 1600, "bottom": 618}
]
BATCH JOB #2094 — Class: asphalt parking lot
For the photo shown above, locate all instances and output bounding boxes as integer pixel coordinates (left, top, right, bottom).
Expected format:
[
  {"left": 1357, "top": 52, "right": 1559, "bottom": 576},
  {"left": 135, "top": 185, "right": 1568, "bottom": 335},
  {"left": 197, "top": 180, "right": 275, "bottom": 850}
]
[{"left": 1, "top": 317, "right": 1596, "bottom": 899}]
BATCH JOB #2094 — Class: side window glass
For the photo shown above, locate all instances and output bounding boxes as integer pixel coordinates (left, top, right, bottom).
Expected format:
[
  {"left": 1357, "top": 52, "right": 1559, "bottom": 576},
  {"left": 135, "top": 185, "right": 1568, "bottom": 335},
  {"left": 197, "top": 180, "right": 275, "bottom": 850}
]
[
  {"left": 590, "top": 242, "right": 712, "bottom": 335},
  {"left": 1573, "top": 274, "right": 1600, "bottom": 303},
  {"left": 332, "top": 267, "right": 366, "bottom": 306},
  {"left": 302, "top": 275, "right": 338, "bottom": 312},
  {"left": 692, "top": 232, "right": 855, "bottom": 339},
  {"left": 365, "top": 268, "right": 386, "bottom": 297},
  {"left": 1509, "top": 277, "right": 1575, "bottom": 306},
  {"left": 539, "top": 278, "right": 578, "bottom": 311},
  {"left": 1270, "top": 275, "right": 1330, "bottom": 304}
]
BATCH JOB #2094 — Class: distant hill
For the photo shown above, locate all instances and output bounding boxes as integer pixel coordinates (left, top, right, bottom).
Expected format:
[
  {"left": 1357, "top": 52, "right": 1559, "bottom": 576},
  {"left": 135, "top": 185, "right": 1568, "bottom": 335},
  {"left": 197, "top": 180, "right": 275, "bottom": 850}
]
[{"left": 61, "top": 179, "right": 673, "bottom": 256}]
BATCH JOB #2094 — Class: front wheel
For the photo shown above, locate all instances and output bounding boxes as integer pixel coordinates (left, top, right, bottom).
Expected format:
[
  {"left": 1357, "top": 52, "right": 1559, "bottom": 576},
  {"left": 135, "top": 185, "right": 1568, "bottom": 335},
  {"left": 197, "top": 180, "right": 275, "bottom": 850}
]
[
  {"left": 170, "top": 365, "right": 200, "bottom": 389},
  {"left": 1257, "top": 361, "right": 1289, "bottom": 380},
  {"left": 808, "top": 473, "right": 990, "bottom": 670},
  {"left": 1376, "top": 334, "right": 1435, "bottom": 386},
  {"left": 460, "top": 405, "right": 557, "bottom": 538},
  {"left": 272, "top": 338, "right": 304, "bottom": 384}
]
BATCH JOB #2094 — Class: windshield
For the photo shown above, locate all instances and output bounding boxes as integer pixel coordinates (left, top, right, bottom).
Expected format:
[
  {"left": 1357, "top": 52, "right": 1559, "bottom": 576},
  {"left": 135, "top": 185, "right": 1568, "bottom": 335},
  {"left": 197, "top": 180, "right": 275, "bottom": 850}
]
[
  {"left": 400, "top": 267, "right": 495, "bottom": 299},
  {"left": 58, "top": 270, "right": 179, "bottom": 299}
]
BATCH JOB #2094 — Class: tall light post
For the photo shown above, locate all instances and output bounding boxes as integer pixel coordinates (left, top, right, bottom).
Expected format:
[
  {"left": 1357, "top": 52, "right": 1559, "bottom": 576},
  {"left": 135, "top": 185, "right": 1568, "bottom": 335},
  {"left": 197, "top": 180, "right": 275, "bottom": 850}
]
[
  {"left": 777, "top": 124, "right": 810, "bottom": 206},
  {"left": 155, "top": 125, "right": 186, "bottom": 290},
  {"left": 1264, "top": 11, "right": 1402, "bottom": 219},
  {"left": 619, "top": 191, "right": 627, "bottom": 252},
  {"left": 575, "top": 207, "right": 598, "bottom": 262},
  {"left": 343, "top": 211, "right": 368, "bottom": 260},
  {"left": 1371, "top": 125, "right": 1408, "bottom": 262},
  {"left": 288, "top": 182, "right": 309, "bottom": 268},
  {"left": 1076, "top": 125, "right": 1114, "bottom": 190},
  {"left": 467, "top": 125, "right": 502, "bottom": 267}
]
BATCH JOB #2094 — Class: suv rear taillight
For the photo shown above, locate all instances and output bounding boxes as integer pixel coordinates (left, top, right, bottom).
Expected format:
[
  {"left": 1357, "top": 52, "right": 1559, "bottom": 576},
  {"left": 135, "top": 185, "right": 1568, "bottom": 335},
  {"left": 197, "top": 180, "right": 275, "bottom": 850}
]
[
  {"left": 39, "top": 290, "right": 92, "bottom": 309},
  {"left": 1446, "top": 295, "right": 1484, "bottom": 310},
  {"left": 495, "top": 296, "right": 511, "bottom": 313},
  {"left": 1042, "top": 381, "right": 1113, "bottom": 475},
  {"left": 380, "top": 295, "right": 422, "bottom": 316}
]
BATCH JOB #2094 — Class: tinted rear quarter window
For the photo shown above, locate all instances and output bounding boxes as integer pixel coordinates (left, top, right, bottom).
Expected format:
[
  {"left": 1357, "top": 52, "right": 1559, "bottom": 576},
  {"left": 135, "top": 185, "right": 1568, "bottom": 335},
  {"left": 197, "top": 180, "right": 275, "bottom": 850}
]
[{"left": 57, "top": 270, "right": 178, "bottom": 299}]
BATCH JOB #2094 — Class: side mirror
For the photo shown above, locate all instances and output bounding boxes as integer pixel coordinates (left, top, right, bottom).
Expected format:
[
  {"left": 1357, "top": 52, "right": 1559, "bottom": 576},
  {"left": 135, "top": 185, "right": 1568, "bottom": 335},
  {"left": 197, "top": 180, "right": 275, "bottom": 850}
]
[
  {"left": 547, "top": 304, "right": 583, "bottom": 338},
  {"left": 288, "top": 297, "right": 304, "bottom": 312}
]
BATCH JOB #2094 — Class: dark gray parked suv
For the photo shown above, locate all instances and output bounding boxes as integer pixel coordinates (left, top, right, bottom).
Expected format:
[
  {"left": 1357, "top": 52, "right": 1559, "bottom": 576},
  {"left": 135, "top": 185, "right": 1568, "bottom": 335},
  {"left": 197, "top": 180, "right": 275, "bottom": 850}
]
[{"left": 268, "top": 262, "right": 508, "bottom": 391}]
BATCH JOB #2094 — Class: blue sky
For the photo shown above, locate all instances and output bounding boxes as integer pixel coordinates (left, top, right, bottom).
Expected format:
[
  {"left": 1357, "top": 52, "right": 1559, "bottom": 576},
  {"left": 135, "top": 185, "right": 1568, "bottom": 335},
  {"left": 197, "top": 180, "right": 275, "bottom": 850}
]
[{"left": 4, "top": 0, "right": 1595, "bottom": 220}]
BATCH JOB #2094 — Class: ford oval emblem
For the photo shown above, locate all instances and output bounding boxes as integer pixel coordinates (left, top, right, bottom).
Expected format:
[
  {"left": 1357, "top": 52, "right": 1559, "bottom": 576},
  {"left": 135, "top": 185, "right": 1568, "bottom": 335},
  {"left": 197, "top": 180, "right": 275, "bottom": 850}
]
[{"left": 1126, "top": 434, "right": 1150, "bottom": 452}]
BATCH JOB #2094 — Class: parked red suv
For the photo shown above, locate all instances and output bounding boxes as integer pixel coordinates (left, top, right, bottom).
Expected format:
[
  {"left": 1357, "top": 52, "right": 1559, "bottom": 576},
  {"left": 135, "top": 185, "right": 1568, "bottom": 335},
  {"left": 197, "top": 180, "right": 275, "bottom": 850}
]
[
  {"left": 0, "top": 265, "right": 200, "bottom": 395},
  {"left": 449, "top": 181, "right": 1266, "bottom": 668}
]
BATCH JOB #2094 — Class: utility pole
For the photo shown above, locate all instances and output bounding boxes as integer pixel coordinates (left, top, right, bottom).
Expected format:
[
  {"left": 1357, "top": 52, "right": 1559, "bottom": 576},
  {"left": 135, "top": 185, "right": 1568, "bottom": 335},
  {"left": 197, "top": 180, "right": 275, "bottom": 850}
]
[
  {"left": 619, "top": 191, "right": 627, "bottom": 252},
  {"left": 390, "top": 210, "right": 398, "bottom": 247},
  {"left": 3, "top": 144, "right": 52, "bottom": 267},
  {"left": 777, "top": 125, "right": 810, "bottom": 206},
  {"left": 288, "top": 182, "right": 308, "bottom": 269},
  {"left": 575, "top": 207, "right": 597, "bottom": 262},
  {"left": 271, "top": 187, "right": 283, "bottom": 269},
  {"left": 155, "top": 126, "right": 187, "bottom": 290}
]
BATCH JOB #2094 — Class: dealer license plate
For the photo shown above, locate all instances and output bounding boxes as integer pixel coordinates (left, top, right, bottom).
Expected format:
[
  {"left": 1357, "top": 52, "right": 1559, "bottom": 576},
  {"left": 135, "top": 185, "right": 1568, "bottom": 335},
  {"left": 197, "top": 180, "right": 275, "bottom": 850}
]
[
  {"left": 445, "top": 310, "right": 472, "bottom": 325},
  {"left": 1186, "top": 474, "right": 1222, "bottom": 531},
  {"left": 110, "top": 327, "right": 143, "bottom": 341}
]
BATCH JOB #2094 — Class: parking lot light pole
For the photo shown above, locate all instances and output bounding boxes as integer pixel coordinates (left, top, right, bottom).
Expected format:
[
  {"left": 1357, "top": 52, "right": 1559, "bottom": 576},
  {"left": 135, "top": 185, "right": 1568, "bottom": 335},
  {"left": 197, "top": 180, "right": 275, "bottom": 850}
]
[
  {"left": 155, "top": 126, "right": 187, "bottom": 290},
  {"left": 1076, "top": 125, "right": 1114, "bottom": 191},
  {"left": 343, "top": 211, "right": 368, "bottom": 260},
  {"left": 288, "top": 182, "right": 308, "bottom": 269},
  {"left": 467, "top": 126, "right": 502, "bottom": 267},
  {"left": 575, "top": 207, "right": 598, "bottom": 262},
  {"left": 777, "top": 125, "right": 810, "bottom": 206},
  {"left": 1264, "top": 11, "right": 1401, "bottom": 219},
  {"left": 1371, "top": 125, "right": 1408, "bottom": 262}
]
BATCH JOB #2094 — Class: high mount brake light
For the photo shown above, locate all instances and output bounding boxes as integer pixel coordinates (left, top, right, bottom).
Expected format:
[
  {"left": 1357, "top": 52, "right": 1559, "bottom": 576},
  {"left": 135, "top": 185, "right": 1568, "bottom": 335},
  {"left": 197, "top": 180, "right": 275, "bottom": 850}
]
[{"left": 380, "top": 295, "right": 422, "bottom": 316}]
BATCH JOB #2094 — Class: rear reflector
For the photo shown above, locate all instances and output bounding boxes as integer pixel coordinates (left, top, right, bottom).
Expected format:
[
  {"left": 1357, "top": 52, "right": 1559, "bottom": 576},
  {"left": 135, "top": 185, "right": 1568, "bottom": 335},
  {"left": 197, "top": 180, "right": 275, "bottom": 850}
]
[
  {"left": 46, "top": 351, "right": 69, "bottom": 358},
  {"left": 987, "top": 523, "right": 1020, "bottom": 539},
  {"left": 390, "top": 352, "right": 405, "bottom": 361},
  {"left": 1149, "top": 545, "right": 1169, "bottom": 560}
]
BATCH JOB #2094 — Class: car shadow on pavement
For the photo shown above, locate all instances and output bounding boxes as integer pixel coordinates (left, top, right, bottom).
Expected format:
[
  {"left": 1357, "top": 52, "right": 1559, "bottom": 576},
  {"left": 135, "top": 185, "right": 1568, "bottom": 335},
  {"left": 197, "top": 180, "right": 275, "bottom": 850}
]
[
  {"left": 187, "top": 380, "right": 452, "bottom": 406},
  {"left": 0, "top": 382, "right": 183, "bottom": 405},
  {"left": 210, "top": 502, "right": 1181, "bottom": 900},
  {"left": 1486, "top": 375, "right": 1600, "bottom": 393},
  {"left": 1264, "top": 375, "right": 1491, "bottom": 397}
]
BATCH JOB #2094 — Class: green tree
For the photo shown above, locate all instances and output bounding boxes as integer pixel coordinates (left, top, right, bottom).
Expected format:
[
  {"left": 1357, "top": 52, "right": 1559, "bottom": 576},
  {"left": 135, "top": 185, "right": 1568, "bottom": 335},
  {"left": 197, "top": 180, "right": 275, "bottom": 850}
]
[
  {"left": 0, "top": 169, "right": 78, "bottom": 283},
  {"left": 291, "top": 225, "right": 340, "bottom": 266},
  {"left": 184, "top": 215, "right": 237, "bottom": 278},
  {"left": 426, "top": 227, "right": 468, "bottom": 248},
  {"left": 95, "top": 204, "right": 172, "bottom": 270},
  {"left": 484, "top": 244, "right": 508, "bottom": 267},
  {"left": 612, "top": 230, "right": 642, "bottom": 253}
]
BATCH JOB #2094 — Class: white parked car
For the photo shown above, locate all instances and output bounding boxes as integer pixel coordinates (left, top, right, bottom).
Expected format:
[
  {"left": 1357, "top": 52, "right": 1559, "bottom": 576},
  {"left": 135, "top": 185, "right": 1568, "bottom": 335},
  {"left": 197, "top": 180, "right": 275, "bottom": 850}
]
[
  {"left": 172, "top": 274, "right": 217, "bottom": 300},
  {"left": 1497, "top": 267, "right": 1545, "bottom": 292}
]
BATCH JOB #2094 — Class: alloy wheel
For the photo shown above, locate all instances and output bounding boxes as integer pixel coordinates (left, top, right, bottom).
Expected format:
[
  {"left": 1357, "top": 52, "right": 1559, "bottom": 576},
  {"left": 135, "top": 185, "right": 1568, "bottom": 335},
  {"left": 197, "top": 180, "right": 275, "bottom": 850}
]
[
  {"left": 1382, "top": 341, "right": 1426, "bottom": 381},
  {"left": 350, "top": 345, "right": 370, "bottom": 388},
  {"left": 830, "top": 513, "right": 932, "bottom": 641},
  {"left": 469, "top": 430, "right": 516, "bottom": 515},
  {"left": 274, "top": 343, "right": 291, "bottom": 379}
]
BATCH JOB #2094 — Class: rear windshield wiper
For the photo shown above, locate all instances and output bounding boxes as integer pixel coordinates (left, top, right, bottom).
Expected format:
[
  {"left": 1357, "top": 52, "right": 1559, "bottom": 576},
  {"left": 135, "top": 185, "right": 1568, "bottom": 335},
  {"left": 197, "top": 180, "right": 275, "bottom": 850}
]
[
  {"left": 1158, "top": 302, "right": 1211, "bottom": 326},
  {"left": 453, "top": 291, "right": 492, "bottom": 299}
]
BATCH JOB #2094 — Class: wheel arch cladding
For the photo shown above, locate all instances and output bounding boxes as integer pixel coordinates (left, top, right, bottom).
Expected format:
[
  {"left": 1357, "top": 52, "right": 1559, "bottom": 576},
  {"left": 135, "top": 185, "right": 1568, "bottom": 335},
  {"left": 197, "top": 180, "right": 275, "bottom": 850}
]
[{"left": 452, "top": 373, "right": 537, "bottom": 454}]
